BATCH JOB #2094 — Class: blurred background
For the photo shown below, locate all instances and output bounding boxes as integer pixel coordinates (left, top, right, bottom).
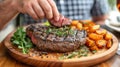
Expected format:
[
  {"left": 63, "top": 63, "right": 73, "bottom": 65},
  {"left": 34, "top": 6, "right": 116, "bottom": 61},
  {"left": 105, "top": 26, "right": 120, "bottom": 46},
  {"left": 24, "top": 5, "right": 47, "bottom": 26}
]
[{"left": 0, "top": 0, "right": 119, "bottom": 42}]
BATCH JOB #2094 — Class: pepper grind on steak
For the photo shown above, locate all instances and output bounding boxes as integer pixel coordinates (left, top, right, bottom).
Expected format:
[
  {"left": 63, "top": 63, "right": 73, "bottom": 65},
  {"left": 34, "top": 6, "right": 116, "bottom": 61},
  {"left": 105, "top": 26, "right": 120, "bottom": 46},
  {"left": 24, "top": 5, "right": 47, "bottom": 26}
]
[{"left": 26, "top": 24, "right": 87, "bottom": 52}]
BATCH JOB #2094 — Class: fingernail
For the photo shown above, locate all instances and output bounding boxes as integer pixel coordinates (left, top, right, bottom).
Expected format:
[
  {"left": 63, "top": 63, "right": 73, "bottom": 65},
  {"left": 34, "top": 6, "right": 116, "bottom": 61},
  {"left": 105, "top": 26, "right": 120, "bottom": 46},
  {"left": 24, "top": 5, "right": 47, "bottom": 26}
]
[{"left": 55, "top": 17, "right": 59, "bottom": 21}]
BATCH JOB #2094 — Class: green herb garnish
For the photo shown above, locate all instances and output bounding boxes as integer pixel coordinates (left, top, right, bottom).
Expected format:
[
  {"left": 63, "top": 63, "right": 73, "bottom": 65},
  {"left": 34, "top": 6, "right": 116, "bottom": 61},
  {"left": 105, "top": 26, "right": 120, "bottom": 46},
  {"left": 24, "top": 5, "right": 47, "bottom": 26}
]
[
  {"left": 59, "top": 45, "right": 89, "bottom": 60},
  {"left": 44, "top": 21, "right": 51, "bottom": 26},
  {"left": 66, "top": 52, "right": 78, "bottom": 58},
  {"left": 11, "top": 27, "right": 33, "bottom": 54},
  {"left": 43, "top": 21, "right": 74, "bottom": 37},
  {"left": 46, "top": 26, "right": 74, "bottom": 37},
  {"left": 92, "top": 50, "right": 97, "bottom": 54}
]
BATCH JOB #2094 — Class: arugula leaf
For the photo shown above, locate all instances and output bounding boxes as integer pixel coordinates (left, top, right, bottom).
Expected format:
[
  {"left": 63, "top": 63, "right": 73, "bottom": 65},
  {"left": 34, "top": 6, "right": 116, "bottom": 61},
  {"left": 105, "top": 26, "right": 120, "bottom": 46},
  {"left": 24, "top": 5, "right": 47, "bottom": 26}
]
[{"left": 11, "top": 27, "right": 33, "bottom": 54}]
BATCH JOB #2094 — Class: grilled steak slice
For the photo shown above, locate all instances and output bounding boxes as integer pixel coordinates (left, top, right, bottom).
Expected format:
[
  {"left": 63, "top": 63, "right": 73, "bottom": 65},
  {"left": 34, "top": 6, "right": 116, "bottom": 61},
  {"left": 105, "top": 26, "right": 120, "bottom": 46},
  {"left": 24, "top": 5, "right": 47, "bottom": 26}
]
[{"left": 26, "top": 24, "right": 87, "bottom": 52}]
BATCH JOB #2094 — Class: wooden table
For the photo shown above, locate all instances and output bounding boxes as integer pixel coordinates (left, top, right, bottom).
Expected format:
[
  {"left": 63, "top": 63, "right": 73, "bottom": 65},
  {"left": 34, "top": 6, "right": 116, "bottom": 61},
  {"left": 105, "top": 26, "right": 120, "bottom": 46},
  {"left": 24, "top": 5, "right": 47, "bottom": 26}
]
[{"left": 0, "top": 25, "right": 120, "bottom": 67}]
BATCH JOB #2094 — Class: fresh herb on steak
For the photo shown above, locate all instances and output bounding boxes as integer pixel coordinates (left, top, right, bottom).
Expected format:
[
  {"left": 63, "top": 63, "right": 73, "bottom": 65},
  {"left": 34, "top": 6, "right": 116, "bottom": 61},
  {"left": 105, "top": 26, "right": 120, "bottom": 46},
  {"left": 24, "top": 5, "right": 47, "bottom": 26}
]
[
  {"left": 59, "top": 45, "right": 89, "bottom": 60},
  {"left": 11, "top": 27, "right": 33, "bottom": 54},
  {"left": 46, "top": 26, "right": 74, "bottom": 37},
  {"left": 43, "top": 21, "right": 74, "bottom": 37},
  {"left": 44, "top": 21, "right": 51, "bottom": 26}
]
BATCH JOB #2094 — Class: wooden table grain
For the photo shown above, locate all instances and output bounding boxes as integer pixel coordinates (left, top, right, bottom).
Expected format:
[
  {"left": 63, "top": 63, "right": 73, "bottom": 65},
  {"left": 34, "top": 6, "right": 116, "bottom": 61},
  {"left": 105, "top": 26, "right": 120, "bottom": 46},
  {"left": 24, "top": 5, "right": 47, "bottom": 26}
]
[{"left": 0, "top": 25, "right": 120, "bottom": 67}]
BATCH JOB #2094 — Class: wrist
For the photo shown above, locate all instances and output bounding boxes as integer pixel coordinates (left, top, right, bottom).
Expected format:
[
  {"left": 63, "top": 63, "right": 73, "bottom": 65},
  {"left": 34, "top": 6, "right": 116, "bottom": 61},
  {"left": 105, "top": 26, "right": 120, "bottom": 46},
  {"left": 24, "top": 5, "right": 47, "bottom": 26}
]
[{"left": 0, "top": 0, "right": 19, "bottom": 30}]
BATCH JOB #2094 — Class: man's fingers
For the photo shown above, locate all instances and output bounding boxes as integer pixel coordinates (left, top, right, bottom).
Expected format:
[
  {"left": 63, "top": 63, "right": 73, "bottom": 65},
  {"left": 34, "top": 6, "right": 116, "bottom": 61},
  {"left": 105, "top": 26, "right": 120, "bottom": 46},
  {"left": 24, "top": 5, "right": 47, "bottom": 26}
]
[
  {"left": 47, "top": 0, "right": 59, "bottom": 21},
  {"left": 32, "top": 1, "right": 45, "bottom": 19},
  {"left": 24, "top": 3, "right": 38, "bottom": 19},
  {"left": 38, "top": 0, "right": 53, "bottom": 19},
  {"left": 22, "top": 0, "right": 59, "bottom": 20}
]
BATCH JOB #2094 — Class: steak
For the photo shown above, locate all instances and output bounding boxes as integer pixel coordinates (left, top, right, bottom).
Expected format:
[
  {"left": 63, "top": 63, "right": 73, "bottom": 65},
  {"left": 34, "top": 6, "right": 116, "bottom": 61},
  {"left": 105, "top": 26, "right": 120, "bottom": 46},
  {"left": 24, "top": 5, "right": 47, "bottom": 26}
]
[{"left": 26, "top": 23, "right": 87, "bottom": 52}]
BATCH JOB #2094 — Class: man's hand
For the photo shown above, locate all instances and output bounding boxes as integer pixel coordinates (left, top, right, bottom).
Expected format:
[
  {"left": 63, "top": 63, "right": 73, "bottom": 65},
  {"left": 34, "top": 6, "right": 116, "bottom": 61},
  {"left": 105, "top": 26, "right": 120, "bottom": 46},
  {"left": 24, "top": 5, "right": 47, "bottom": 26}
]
[{"left": 11, "top": 0, "right": 60, "bottom": 21}]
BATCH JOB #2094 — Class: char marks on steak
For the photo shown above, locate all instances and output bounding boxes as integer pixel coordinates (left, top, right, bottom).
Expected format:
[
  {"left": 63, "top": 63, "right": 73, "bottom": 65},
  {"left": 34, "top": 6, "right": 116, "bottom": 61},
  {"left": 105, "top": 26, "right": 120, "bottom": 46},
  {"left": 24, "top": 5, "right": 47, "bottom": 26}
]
[{"left": 26, "top": 24, "right": 87, "bottom": 52}]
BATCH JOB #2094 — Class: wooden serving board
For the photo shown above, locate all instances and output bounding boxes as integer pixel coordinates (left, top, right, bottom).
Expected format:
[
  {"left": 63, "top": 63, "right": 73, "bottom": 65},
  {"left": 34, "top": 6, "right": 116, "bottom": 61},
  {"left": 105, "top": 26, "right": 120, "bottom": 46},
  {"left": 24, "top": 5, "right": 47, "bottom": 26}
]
[{"left": 4, "top": 31, "right": 118, "bottom": 67}]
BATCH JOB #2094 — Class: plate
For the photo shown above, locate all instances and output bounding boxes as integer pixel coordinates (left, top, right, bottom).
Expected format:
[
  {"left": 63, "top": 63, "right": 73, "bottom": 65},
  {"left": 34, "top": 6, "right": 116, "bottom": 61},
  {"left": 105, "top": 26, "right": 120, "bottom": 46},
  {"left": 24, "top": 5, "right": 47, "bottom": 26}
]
[
  {"left": 4, "top": 31, "right": 118, "bottom": 67},
  {"left": 105, "top": 20, "right": 120, "bottom": 32}
]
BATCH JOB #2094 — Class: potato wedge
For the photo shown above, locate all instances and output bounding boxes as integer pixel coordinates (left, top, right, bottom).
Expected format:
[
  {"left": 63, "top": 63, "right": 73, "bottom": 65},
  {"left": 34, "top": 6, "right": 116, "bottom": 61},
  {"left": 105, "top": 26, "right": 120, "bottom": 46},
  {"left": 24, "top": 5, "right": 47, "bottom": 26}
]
[
  {"left": 86, "top": 38, "right": 96, "bottom": 47},
  {"left": 89, "top": 25, "right": 100, "bottom": 32},
  {"left": 83, "top": 27, "right": 89, "bottom": 30},
  {"left": 83, "top": 20, "right": 95, "bottom": 26},
  {"left": 105, "top": 33, "right": 112, "bottom": 40},
  {"left": 96, "top": 29, "right": 107, "bottom": 35},
  {"left": 88, "top": 33, "right": 103, "bottom": 41},
  {"left": 71, "top": 25, "right": 76, "bottom": 30},
  {"left": 83, "top": 27, "right": 89, "bottom": 32},
  {"left": 96, "top": 39, "right": 107, "bottom": 48},
  {"left": 106, "top": 40, "right": 112, "bottom": 49},
  {"left": 90, "top": 45, "right": 99, "bottom": 51},
  {"left": 71, "top": 20, "right": 79, "bottom": 26},
  {"left": 77, "top": 23, "right": 83, "bottom": 30}
]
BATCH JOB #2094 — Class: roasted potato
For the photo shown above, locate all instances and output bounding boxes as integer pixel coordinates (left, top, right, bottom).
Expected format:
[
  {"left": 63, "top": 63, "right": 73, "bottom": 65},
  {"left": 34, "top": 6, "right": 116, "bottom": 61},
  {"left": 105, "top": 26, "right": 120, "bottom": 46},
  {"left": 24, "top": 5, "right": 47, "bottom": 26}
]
[
  {"left": 89, "top": 25, "right": 100, "bottom": 33},
  {"left": 83, "top": 27, "right": 89, "bottom": 30},
  {"left": 71, "top": 25, "right": 76, "bottom": 30},
  {"left": 83, "top": 20, "right": 95, "bottom": 27},
  {"left": 83, "top": 27, "right": 89, "bottom": 32},
  {"left": 96, "top": 39, "right": 107, "bottom": 48},
  {"left": 96, "top": 29, "right": 107, "bottom": 35},
  {"left": 86, "top": 38, "right": 96, "bottom": 47},
  {"left": 71, "top": 20, "right": 79, "bottom": 26},
  {"left": 88, "top": 33, "right": 103, "bottom": 41},
  {"left": 105, "top": 33, "right": 112, "bottom": 40},
  {"left": 77, "top": 23, "right": 83, "bottom": 30},
  {"left": 90, "top": 45, "right": 99, "bottom": 51},
  {"left": 106, "top": 40, "right": 112, "bottom": 49}
]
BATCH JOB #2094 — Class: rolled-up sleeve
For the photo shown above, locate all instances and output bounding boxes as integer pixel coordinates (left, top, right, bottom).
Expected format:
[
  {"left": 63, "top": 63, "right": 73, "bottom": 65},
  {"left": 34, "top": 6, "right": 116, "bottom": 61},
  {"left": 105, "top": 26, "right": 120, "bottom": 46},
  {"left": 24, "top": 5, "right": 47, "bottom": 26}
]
[{"left": 91, "top": 0, "right": 109, "bottom": 17}]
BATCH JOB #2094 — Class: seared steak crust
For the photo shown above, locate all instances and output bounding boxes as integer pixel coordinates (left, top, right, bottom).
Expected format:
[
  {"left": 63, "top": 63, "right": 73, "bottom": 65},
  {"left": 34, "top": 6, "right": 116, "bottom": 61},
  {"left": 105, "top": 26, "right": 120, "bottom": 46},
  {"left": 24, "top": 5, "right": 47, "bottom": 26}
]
[{"left": 26, "top": 23, "right": 87, "bottom": 52}]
